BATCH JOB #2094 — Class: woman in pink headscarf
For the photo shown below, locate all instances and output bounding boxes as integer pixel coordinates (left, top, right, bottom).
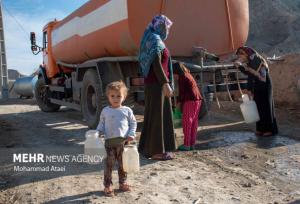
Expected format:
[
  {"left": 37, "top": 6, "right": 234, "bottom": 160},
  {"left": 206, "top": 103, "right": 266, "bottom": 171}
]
[{"left": 138, "top": 15, "right": 177, "bottom": 160}]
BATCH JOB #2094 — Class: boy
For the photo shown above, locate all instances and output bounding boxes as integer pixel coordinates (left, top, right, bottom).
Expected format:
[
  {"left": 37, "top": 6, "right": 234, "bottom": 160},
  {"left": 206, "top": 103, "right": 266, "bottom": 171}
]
[{"left": 96, "top": 81, "right": 137, "bottom": 196}]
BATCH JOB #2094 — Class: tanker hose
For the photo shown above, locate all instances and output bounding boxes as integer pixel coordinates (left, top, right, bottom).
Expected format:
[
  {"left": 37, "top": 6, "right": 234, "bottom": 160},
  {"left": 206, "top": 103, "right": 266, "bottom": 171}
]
[
  {"left": 213, "top": 69, "right": 221, "bottom": 109},
  {"left": 199, "top": 57, "right": 210, "bottom": 119},
  {"left": 225, "top": 68, "right": 233, "bottom": 102},
  {"left": 236, "top": 70, "right": 243, "bottom": 96}
]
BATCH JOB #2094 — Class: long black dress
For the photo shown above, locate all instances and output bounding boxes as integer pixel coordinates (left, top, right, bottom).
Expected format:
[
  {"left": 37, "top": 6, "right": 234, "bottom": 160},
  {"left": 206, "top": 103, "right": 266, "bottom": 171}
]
[
  {"left": 239, "top": 56, "right": 278, "bottom": 135},
  {"left": 138, "top": 51, "right": 177, "bottom": 158}
]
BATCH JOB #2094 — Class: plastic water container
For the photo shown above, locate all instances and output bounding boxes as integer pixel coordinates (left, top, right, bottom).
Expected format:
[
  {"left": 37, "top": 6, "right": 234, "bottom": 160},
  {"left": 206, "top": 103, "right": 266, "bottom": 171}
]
[
  {"left": 173, "top": 107, "right": 182, "bottom": 128},
  {"left": 84, "top": 130, "right": 106, "bottom": 164},
  {"left": 240, "top": 94, "right": 260, "bottom": 124},
  {"left": 122, "top": 144, "right": 140, "bottom": 173}
]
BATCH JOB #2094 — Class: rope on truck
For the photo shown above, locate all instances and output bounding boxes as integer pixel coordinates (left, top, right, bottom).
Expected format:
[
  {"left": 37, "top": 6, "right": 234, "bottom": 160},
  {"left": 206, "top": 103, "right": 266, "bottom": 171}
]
[
  {"left": 213, "top": 68, "right": 221, "bottom": 109},
  {"left": 198, "top": 61, "right": 211, "bottom": 119},
  {"left": 9, "top": 81, "right": 15, "bottom": 93},
  {"left": 236, "top": 70, "right": 243, "bottom": 96},
  {"left": 224, "top": 68, "right": 234, "bottom": 102}
]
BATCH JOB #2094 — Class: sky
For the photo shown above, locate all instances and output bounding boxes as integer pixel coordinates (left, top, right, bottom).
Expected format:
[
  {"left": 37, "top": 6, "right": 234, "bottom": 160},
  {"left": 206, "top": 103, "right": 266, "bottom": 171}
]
[{"left": 2, "top": 0, "right": 89, "bottom": 76}]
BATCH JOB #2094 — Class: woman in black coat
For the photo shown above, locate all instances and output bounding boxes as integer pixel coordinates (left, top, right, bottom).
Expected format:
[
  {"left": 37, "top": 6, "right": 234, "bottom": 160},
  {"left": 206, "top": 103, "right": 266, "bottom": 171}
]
[{"left": 234, "top": 46, "right": 278, "bottom": 136}]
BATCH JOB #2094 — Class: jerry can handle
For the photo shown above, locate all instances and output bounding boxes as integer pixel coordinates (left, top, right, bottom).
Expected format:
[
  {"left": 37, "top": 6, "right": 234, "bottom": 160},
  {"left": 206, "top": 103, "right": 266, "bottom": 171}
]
[{"left": 125, "top": 139, "right": 137, "bottom": 146}]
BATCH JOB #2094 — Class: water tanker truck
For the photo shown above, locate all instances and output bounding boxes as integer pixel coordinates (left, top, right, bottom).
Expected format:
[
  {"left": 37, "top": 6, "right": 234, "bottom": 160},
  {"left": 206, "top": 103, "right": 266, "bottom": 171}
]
[{"left": 30, "top": 0, "right": 249, "bottom": 128}]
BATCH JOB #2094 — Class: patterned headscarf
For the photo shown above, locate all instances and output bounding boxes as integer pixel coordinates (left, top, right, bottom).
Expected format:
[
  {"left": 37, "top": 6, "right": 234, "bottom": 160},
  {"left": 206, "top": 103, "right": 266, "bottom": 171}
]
[
  {"left": 236, "top": 46, "right": 268, "bottom": 70},
  {"left": 150, "top": 15, "right": 173, "bottom": 40},
  {"left": 138, "top": 15, "right": 173, "bottom": 77},
  {"left": 236, "top": 46, "right": 256, "bottom": 60}
]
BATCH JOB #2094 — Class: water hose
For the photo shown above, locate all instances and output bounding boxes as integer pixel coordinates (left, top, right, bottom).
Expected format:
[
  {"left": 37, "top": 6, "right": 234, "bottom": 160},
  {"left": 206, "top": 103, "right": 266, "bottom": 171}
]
[
  {"left": 199, "top": 56, "right": 210, "bottom": 118},
  {"left": 225, "top": 68, "right": 234, "bottom": 102},
  {"left": 213, "top": 69, "right": 221, "bottom": 109},
  {"left": 236, "top": 70, "right": 243, "bottom": 96}
]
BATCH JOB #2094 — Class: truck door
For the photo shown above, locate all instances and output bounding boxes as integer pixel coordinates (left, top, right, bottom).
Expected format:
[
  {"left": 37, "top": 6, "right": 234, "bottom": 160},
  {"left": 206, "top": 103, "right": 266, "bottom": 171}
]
[
  {"left": 42, "top": 27, "right": 60, "bottom": 78},
  {"left": 43, "top": 31, "right": 49, "bottom": 67}
]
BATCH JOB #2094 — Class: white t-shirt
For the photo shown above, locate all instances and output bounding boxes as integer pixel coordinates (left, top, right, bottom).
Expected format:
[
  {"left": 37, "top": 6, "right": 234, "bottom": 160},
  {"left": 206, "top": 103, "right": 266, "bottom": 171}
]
[{"left": 96, "top": 106, "right": 137, "bottom": 140}]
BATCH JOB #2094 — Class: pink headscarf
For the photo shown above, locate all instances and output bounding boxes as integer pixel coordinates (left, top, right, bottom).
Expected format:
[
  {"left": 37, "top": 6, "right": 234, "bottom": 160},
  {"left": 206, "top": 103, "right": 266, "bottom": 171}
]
[{"left": 150, "top": 15, "right": 173, "bottom": 30}]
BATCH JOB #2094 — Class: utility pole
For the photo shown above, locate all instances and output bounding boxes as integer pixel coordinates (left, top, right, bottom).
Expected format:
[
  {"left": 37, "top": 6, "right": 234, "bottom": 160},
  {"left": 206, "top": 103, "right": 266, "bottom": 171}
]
[{"left": 0, "top": 0, "right": 8, "bottom": 99}]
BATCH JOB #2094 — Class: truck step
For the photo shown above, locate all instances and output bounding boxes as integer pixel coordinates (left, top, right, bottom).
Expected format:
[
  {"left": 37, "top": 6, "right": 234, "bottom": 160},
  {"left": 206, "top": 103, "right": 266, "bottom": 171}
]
[{"left": 50, "top": 98, "right": 81, "bottom": 111}]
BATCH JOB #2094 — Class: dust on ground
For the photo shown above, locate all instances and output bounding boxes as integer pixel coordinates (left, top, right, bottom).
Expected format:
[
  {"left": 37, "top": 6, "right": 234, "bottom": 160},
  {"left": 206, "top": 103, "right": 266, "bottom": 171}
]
[{"left": 0, "top": 98, "right": 299, "bottom": 204}]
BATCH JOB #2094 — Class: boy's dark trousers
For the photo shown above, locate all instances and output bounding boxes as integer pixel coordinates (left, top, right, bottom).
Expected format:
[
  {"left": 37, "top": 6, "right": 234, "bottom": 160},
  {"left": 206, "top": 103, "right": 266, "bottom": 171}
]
[{"left": 104, "top": 143, "right": 127, "bottom": 187}]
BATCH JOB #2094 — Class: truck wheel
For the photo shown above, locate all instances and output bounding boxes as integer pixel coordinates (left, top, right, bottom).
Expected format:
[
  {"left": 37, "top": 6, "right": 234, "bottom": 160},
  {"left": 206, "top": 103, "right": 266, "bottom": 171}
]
[
  {"left": 81, "top": 69, "right": 102, "bottom": 128},
  {"left": 35, "top": 77, "right": 60, "bottom": 112}
]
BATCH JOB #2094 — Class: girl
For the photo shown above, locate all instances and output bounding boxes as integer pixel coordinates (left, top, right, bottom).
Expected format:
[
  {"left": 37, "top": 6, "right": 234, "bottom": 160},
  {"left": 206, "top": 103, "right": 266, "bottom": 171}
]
[
  {"left": 234, "top": 46, "right": 278, "bottom": 136},
  {"left": 173, "top": 62, "right": 202, "bottom": 151},
  {"left": 96, "top": 81, "right": 137, "bottom": 196}
]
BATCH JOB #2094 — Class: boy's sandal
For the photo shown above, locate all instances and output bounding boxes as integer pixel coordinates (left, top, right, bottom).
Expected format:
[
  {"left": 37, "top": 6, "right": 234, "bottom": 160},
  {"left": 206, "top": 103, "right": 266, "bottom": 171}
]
[
  {"left": 104, "top": 187, "right": 114, "bottom": 197},
  {"left": 119, "top": 183, "right": 131, "bottom": 192}
]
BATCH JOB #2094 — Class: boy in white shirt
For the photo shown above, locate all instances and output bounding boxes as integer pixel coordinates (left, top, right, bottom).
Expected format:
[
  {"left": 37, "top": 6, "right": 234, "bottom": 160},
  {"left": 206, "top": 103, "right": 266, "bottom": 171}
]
[{"left": 96, "top": 81, "right": 137, "bottom": 196}]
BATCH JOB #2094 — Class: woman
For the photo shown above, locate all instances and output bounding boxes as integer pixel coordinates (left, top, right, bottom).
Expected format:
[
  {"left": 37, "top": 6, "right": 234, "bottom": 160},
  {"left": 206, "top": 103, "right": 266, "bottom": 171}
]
[
  {"left": 234, "top": 46, "right": 278, "bottom": 136},
  {"left": 138, "top": 15, "right": 177, "bottom": 160}
]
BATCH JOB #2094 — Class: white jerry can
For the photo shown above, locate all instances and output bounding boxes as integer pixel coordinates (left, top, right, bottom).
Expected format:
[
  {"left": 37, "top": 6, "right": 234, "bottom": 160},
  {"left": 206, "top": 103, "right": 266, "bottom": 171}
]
[
  {"left": 84, "top": 130, "right": 106, "bottom": 164},
  {"left": 122, "top": 145, "right": 140, "bottom": 173},
  {"left": 240, "top": 94, "right": 260, "bottom": 124}
]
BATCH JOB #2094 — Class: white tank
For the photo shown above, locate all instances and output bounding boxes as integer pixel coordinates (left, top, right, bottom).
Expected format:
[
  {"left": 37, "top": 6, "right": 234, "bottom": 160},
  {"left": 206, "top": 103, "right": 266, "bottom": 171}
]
[
  {"left": 122, "top": 144, "right": 140, "bottom": 173},
  {"left": 84, "top": 130, "right": 106, "bottom": 164},
  {"left": 240, "top": 94, "right": 260, "bottom": 124}
]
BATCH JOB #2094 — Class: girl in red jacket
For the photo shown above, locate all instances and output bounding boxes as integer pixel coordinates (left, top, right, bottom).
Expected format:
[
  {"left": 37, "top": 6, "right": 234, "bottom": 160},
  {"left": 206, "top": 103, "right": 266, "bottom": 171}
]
[{"left": 173, "top": 62, "right": 202, "bottom": 151}]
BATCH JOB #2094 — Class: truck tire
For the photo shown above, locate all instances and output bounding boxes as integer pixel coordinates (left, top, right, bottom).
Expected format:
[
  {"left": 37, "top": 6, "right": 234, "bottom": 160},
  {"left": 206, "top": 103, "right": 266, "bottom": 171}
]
[
  {"left": 35, "top": 77, "right": 60, "bottom": 112},
  {"left": 81, "top": 69, "right": 102, "bottom": 128}
]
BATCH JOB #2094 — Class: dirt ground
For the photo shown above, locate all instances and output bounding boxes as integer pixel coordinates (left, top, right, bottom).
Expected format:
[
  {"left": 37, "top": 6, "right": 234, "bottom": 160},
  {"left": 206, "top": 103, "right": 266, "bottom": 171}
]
[
  {"left": 0, "top": 98, "right": 299, "bottom": 204},
  {"left": 1, "top": 1, "right": 300, "bottom": 204}
]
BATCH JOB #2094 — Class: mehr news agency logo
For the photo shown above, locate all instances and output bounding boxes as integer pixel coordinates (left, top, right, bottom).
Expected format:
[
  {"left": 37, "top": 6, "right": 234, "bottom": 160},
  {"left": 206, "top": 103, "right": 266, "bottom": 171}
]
[{"left": 13, "top": 153, "right": 105, "bottom": 172}]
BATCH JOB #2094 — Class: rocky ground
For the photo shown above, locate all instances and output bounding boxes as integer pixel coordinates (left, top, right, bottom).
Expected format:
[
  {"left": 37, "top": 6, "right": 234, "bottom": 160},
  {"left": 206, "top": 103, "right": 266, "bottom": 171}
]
[
  {"left": 248, "top": 0, "right": 300, "bottom": 56},
  {"left": 0, "top": 99, "right": 299, "bottom": 204}
]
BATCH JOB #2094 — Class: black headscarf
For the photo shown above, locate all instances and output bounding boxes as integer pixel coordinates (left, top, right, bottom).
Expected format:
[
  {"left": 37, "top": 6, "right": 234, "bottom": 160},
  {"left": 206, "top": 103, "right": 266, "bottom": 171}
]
[{"left": 236, "top": 46, "right": 268, "bottom": 71}]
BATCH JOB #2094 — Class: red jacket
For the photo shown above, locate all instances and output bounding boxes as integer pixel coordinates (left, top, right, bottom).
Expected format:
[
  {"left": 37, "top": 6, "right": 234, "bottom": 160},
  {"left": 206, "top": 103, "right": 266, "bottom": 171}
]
[
  {"left": 178, "top": 72, "right": 202, "bottom": 104},
  {"left": 144, "top": 48, "right": 170, "bottom": 84}
]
